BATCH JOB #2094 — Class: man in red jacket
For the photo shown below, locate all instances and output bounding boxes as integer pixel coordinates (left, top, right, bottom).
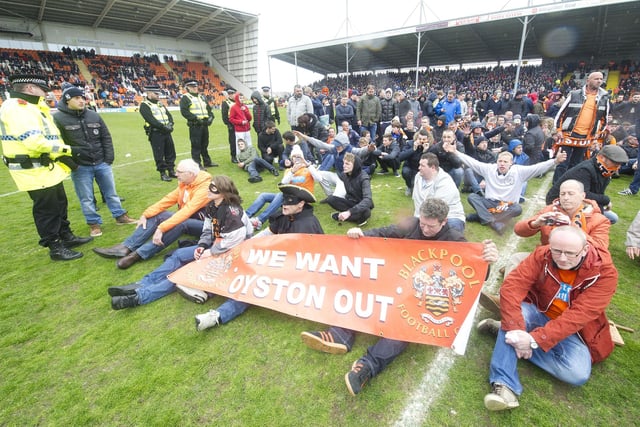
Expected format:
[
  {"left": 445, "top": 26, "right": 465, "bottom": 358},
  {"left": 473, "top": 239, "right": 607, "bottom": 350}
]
[
  {"left": 229, "top": 92, "right": 253, "bottom": 154},
  {"left": 479, "top": 226, "right": 617, "bottom": 411}
]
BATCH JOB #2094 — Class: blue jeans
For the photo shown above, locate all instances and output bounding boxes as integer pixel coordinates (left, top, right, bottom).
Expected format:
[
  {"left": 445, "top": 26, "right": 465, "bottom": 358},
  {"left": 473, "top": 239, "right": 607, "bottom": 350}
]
[
  {"left": 136, "top": 246, "right": 197, "bottom": 305},
  {"left": 629, "top": 165, "right": 640, "bottom": 193},
  {"left": 246, "top": 192, "right": 284, "bottom": 224},
  {"left": 488, "top": 302, "right": 592, "bottom": 395},
  {"left": 602, "top": 210, "right": 618, "bottom": 224},
  {"left": 123, "top": 211, "right": 203, "bottom": 259},
  {"left": 217, "top": 299, "right": 250, "bottom": 324},
  {"left": 327, "top": 326, "right": 408, "bottom": 377},
  {"left": 463, "top": 168, "right": 483, "bottom": 193},
  {"left": 360, "top": 123, "right": 377, "bottom": 139},
  {"left": 446, "top": 167, "right": 464, "bottom": 188},
  {"left": 248, "top": 157, "right": 275, "bottom": 178},
  {"left": 447, "top": 218, "right": 465, "bottom": 232},
  {"left": 71, "top": 163, "right": 126, "bottom": 225}
]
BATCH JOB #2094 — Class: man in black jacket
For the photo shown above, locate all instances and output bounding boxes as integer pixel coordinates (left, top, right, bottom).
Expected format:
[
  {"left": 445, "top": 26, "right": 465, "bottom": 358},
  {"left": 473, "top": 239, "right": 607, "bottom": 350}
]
[
  {"left": 300, "top": 198, "right": 498, "bottom": 395},
  {"left": 326, "top": 153, "right": 374, "bottom": 226},
  {"left": 546, "top": 145, "right": 628, "bottom": 224},
  {"left": 54, "top": 83, "right": 137, "bottom": 238},
  {"left": 221, "top": 89, "right": 238, "bottom": 163}
]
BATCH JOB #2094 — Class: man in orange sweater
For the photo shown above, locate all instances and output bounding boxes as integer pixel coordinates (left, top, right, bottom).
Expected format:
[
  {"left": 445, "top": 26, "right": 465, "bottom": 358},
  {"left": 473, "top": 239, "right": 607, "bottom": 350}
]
[{"left": 93, "top": 159, "right": 211, "bottom": 269}]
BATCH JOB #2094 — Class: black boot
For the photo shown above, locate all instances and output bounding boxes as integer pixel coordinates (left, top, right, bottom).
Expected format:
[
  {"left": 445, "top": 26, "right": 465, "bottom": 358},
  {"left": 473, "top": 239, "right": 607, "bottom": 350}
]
[
  {"left": 111, "top": 294, "right": 139, "bottom": 310},
  {"left": 49, "top": 241, "right": 83, "bottom": 261},
  {"left": 160, "top": 172, "right": 172, "bottom": 182},
  {"left": 61, "top": 232, "right": 93, "bottom": 248},
  {"left": 168, "top": 169, "right": 178, "bottom": 178},
  {"left": 108, "top": 282, "right": 142, "bottom": 297}
]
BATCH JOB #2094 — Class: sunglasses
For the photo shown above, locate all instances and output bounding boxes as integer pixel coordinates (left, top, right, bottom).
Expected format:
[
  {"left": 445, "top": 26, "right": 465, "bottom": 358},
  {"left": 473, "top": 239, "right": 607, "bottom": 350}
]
[{"left": 209, "top": 183, "right": 220, "bottom": 194}]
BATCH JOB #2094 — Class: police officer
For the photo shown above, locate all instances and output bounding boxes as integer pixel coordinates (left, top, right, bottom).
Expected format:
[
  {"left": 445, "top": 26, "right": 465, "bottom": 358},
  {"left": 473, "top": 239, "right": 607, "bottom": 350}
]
[
  {"left": 220, "top": 88, "right": 237, "bottom": 163},
  {"left": 179, "top": 79, "right": 217, "bottom": 168},
  {"left": 139, "top": 86, "right": 177, "bottom": 181},
  {"left": 0, "top": 74, "right": 92, "bottom": 261},
  {"left": 262, "top": 86, "right": 280, "bottom": 125}
]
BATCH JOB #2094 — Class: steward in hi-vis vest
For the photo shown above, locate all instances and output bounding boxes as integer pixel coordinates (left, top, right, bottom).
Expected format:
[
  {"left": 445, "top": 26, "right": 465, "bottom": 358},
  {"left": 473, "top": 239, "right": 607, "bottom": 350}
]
[
  {"left": 179, "top": 79, "right": 217, "bottom": 168},
  {"left": 139, "top": 86, "right": 177, "bottom": 181}
]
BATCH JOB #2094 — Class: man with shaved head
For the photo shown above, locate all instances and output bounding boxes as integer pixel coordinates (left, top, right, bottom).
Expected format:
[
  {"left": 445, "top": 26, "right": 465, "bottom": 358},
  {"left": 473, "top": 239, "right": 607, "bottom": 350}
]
[{"left": 478, "top": 226, "right": 617, "bottom": 411}]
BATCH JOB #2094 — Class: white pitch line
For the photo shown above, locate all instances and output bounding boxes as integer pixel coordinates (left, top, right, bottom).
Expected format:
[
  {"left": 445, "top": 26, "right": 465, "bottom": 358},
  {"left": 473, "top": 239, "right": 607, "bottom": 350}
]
[
  {"left": 0, "top": 147, "right": 232, "bottom": 198},
  {"left": 393, "top": 173, "right": 553, "bottom": 427}
]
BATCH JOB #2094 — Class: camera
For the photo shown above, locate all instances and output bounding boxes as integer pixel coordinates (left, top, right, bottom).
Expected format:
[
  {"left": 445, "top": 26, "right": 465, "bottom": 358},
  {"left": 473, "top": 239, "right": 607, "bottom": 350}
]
[{"left": 545, "top": 218, "right": 569, "bottom": 226}]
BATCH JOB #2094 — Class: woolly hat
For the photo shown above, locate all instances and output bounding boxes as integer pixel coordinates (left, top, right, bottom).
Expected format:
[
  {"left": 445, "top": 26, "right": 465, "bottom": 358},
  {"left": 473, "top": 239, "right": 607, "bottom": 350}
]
[
  {"left": 61, "top": 82, "right": 85, "bottom": 101},
  {"left": 290, "top": 145, "right": 304, "bottom": 159}
]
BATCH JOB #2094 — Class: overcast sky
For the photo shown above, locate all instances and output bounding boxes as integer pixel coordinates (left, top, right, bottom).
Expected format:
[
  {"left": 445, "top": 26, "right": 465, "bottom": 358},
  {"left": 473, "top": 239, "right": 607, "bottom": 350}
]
[{"left": 206, "top": 0, "right": 535, "bottom": 92}]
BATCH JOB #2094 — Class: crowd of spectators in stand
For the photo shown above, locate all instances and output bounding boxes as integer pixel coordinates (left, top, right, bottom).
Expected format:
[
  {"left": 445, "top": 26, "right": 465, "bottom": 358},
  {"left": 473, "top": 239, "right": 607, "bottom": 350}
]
[{"left": 1, "top": 47, "right": 639, "bottom": 114}]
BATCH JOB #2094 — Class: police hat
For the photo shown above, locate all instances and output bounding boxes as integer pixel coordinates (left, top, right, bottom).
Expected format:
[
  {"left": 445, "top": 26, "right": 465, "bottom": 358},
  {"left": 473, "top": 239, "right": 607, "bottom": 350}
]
[
  {"left": 261, "top": 86, "right": 271, "bottom": 91},
  {"left": 184, "top": 79, "right": 199, "bottom": 86},
  {"left": 144, "top": 85, "right": 162, "bottom": 92},
  {"left": 279, "top": 184, "right": 316, "bottom": 205},
  {"left": 600, "top": 145, "right": 629, "bottom": 164},
  {"left": 226, "top": 88, "right": 236, "bottom": 95},
  {"left": 8, "top": 74, "right": 51, "bottom": 92}
]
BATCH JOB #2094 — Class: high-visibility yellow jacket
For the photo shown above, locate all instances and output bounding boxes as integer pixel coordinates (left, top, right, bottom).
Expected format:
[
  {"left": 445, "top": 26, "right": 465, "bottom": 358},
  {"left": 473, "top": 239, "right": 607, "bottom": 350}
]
[{"left": 0, "top": 93, "right": 73, "bottom": 191}]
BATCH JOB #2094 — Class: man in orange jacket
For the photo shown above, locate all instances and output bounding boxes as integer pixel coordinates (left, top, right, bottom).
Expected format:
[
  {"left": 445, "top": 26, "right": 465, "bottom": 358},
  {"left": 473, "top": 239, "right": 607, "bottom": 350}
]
[{"left": 93, "top": 159, "right": 211, "bottom": 269}]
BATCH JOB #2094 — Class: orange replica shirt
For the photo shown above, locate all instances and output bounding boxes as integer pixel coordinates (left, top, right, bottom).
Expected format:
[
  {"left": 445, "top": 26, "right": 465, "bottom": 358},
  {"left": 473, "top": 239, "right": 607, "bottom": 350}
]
[
  {"left": 572, "top": 93, "right": 597, "bottom": 137},
  {"left": 545, "top": 269, "right": 578, "bottom": 319}
]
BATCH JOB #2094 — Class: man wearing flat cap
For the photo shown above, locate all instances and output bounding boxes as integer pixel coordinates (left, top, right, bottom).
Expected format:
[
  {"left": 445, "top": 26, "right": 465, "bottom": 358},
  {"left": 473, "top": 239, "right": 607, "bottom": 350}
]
[
  {"left": 0, "top": 74, "right": 92, "bottom": 260},
  {"left": 180, "top": 79, "right": 217, "bottom": 168},
  {"left": 139, "top": 85, "right": 177, "bottom": 181},
  {"left": 547, "top": 144, "right": 629, "bottom": 224}
]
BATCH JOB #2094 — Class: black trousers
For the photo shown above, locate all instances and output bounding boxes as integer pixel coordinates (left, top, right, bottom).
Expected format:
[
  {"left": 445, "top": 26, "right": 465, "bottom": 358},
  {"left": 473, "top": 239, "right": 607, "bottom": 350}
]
[
  {"left": 326, "top": 196, "right": 371, "bottom": 224},
  {"left": 189, "top": 125, "right": 212, "bottom": 166},
  {"left": 149, "top": 131, "right": 176, "bottom": 172},
  {"left": 27, "top": 181, "right": 71, "bottom": 247},
  {"left": 227, "top": 124, "right": 236, "bottom": 158}
]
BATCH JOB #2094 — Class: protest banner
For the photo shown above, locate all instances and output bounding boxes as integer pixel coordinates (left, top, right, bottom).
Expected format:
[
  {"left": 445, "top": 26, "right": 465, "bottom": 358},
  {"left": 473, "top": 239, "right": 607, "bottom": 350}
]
[{"left": 169, "top": 234, "right": 489, "bottom": 354}]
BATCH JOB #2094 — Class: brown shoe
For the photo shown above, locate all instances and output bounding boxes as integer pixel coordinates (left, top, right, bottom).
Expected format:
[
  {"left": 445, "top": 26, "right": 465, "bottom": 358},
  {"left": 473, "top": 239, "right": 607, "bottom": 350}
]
[
  {"left": 93, "top": 244, "right": 131, "bottom": 258},
  {"left": 117, "top": 251, "right": 142, "bottom": 269},
  {"left": 115, "top": 214, "right": 137, "bottom": 225},
  {"left": 89, "top": 224, "right": 103, "bottom": 237},
  {"left": 479, "top": 291, "right": 501, "bottom": 317}
]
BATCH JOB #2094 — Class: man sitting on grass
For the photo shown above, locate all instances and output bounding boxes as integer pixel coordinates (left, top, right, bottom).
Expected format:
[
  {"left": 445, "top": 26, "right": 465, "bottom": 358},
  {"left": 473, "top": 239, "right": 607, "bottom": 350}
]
[
  {"left": 478, "top": 226, "right": 617, "bottom": 411},
  {"left": 300, "top": 198, "right": 498, "bottom": 396},
  {"left": 235, "top": 138, "right": 279, "bottom": 183}
]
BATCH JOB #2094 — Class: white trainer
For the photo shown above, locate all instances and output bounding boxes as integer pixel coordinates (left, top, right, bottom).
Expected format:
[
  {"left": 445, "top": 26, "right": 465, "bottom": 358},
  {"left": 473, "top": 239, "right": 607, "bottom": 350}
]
[
  {"left": 176, "top": 284, "right": 209, "bottom": 304},
  {"left": 195, "top": 309, "right": 220, "bottom": 331}
]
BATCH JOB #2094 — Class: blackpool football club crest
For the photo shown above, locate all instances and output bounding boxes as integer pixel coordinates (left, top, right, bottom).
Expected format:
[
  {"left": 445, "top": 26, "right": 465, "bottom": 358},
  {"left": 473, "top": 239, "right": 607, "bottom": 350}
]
[{"left": 412, "top": 262, "right": 466, "bottom": 326}]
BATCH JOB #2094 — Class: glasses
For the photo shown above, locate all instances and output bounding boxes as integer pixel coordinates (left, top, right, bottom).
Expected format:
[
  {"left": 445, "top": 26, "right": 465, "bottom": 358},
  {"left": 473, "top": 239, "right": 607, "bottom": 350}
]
[
  {"left": 209, "top": 183, "right": 220, "bottom": 194},
  {"left": 175, "top": 170, "right": 185, "bottom": 174},
  {"left": 550, "top": 246, "right": 585, "bottom": 258}
]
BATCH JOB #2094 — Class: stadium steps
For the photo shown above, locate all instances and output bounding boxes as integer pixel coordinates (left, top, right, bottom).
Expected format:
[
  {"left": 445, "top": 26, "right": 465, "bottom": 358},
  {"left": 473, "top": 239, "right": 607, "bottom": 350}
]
[
  {"left": 74, "top": 58, "right": 93, "bottom": 84},
  {"left": 606, "top": 70, "right": 620, "bottom": 91}
]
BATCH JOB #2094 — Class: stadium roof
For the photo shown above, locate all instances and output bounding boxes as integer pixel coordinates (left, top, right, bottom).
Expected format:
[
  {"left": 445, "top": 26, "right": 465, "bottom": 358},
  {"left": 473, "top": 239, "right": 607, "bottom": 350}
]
[
  {"left": 268, "top": 0, "right": 640, "bottom": 75},
  {"left": 0, "top": 0, "right": 257, "bottom": 44}
]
